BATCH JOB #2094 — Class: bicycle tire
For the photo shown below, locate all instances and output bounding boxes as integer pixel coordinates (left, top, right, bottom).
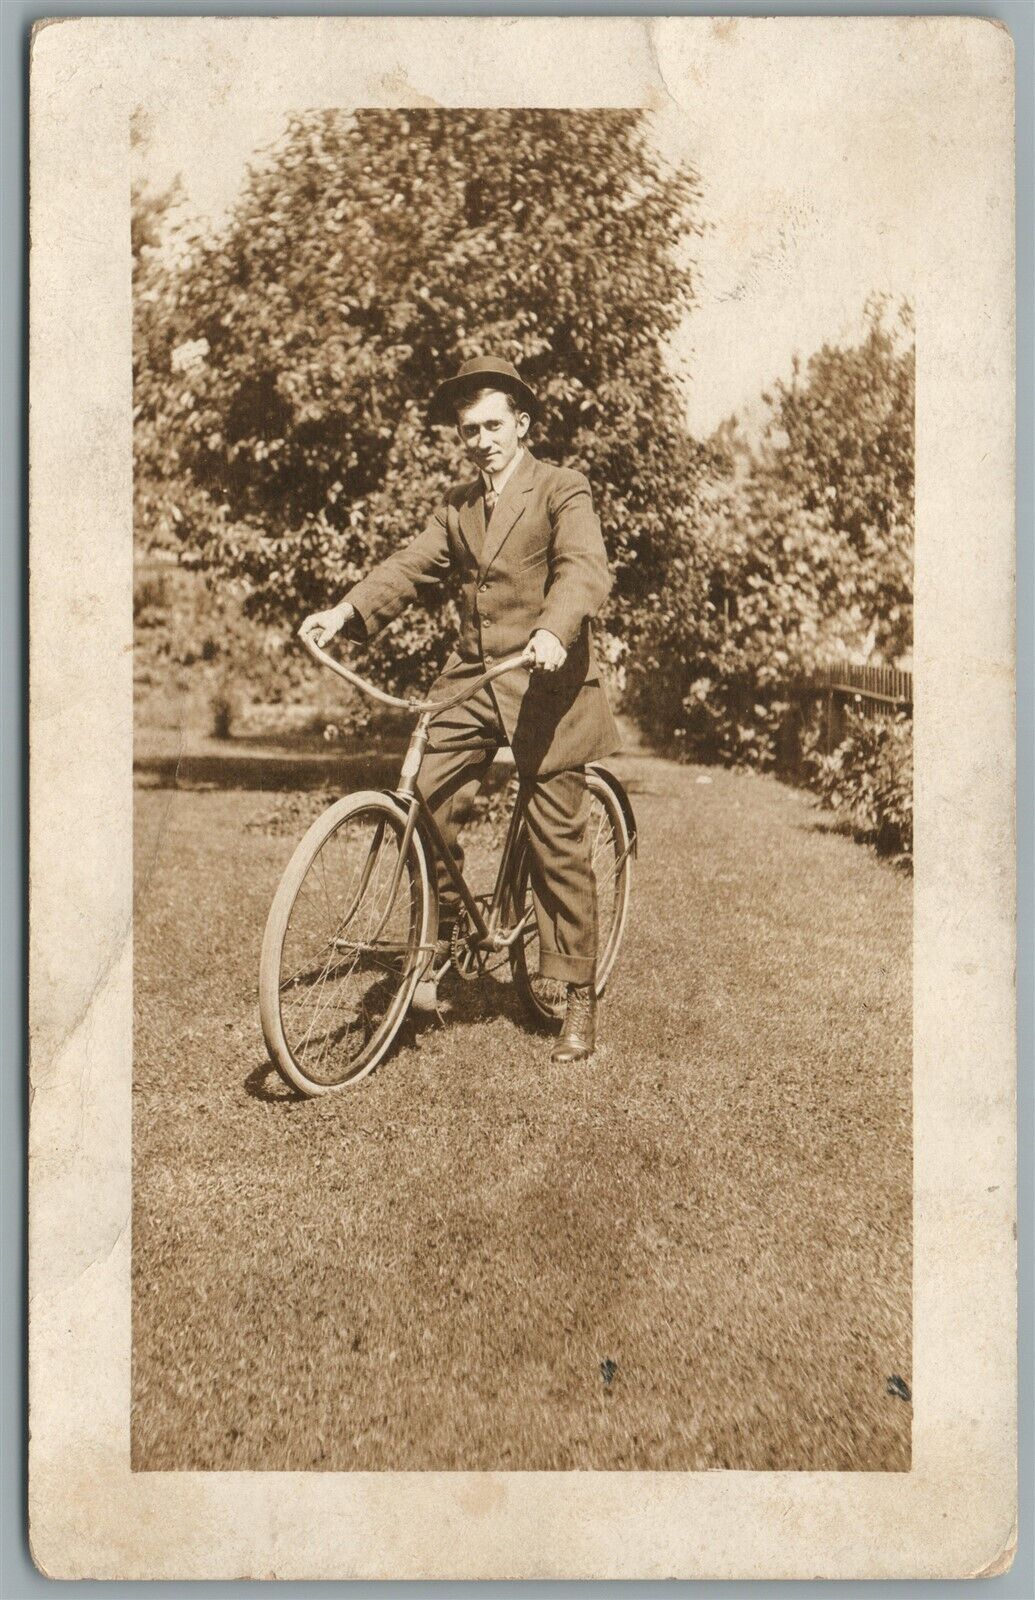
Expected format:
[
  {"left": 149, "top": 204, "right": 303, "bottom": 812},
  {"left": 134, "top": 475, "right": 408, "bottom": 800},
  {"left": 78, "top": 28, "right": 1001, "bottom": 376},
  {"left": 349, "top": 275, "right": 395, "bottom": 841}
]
[
  {"left": 509, "top": 765, "right": 634, "bottom": 1027},
  {"left": 259, "top": 791, "right": 433, "bottom": 1095}
]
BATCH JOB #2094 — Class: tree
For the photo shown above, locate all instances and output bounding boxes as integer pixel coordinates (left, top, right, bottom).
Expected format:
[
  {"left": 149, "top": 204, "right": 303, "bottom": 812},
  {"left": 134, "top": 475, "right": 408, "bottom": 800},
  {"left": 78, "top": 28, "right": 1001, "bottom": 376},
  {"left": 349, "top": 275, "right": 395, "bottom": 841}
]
[
  {"left": 132, "top": 110, "right": 191, "bottom": 556},
  {"left": 135, "top": 109, "right": 706, "bottom": 686},
  {"left": 755, "top": 294, "right": 914, "bottom": 661},
  {"left": 627, "top": 298, "right": 915, "bottom": 766}
]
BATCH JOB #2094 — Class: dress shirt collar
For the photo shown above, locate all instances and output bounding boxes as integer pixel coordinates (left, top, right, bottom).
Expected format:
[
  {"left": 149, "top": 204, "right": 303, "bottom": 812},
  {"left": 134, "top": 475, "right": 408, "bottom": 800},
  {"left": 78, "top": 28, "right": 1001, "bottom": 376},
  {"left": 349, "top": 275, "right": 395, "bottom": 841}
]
[{"left": 481, "top": 446, "right": 525, "bottom": 498}]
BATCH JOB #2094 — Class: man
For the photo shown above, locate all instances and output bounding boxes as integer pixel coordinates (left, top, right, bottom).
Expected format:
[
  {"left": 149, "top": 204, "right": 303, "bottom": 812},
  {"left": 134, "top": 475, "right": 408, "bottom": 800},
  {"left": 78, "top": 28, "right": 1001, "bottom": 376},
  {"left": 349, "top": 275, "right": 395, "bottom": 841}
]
[{"left": 300, "top": 355, "right": 619, "bottom": 1063}]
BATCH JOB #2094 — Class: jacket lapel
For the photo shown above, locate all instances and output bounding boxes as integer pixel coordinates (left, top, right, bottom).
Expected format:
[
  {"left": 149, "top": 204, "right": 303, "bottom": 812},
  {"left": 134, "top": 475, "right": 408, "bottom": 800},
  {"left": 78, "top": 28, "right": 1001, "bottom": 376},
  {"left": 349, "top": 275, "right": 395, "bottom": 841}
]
[
  {"left": 479, "top": 450, "right": 536, "bottom": 576},
  {"left": 457, "top": 477, "right": 485, "bottom": 562}
]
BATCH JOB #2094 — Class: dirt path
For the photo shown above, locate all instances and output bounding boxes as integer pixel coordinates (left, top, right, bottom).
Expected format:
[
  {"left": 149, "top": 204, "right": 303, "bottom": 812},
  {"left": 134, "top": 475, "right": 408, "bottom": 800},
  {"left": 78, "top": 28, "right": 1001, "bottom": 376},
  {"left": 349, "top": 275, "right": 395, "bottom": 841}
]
[{"left": 132, "top": 751, "right": 912, "bottom": 1471}]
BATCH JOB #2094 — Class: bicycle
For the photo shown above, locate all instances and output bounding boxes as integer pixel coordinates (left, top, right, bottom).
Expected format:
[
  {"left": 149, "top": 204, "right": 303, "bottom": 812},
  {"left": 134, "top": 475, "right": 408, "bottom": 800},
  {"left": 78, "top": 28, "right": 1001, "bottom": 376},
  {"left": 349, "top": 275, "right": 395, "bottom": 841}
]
[{"left": 259, "top": 637, "right": 636, "bottom": 1097}]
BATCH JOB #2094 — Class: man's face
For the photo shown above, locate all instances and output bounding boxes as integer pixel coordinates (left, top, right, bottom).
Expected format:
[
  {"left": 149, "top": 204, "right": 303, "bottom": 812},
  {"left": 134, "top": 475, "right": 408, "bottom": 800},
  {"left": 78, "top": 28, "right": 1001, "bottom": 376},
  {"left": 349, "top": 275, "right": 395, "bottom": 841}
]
[{"left": 455, "top": 389, "right": 529, "bottom": 477}]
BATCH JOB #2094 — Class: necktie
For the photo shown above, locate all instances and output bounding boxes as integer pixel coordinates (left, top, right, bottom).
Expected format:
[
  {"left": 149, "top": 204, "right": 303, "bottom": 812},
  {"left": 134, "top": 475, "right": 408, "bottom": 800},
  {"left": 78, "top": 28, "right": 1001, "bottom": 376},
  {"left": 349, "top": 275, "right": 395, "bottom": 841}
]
[{"left": 484, "top": 485, "right": 497, "bottom": 523}]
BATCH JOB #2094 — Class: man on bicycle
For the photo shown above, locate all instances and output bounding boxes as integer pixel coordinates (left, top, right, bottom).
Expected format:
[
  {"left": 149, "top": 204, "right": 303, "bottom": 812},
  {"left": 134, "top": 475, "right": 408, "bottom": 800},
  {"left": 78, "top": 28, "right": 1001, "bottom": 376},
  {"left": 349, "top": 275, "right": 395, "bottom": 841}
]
[{"left": 299, "top": 355, "right": 619, "bottom": 1063}]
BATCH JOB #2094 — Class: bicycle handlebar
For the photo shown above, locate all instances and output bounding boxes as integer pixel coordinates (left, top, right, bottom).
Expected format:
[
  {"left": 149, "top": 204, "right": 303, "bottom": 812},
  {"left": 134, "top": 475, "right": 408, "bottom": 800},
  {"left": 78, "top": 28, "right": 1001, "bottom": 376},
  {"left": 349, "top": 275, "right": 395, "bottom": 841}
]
[{"left": 299, "top": 633, "right": 536, "bottom": 717}]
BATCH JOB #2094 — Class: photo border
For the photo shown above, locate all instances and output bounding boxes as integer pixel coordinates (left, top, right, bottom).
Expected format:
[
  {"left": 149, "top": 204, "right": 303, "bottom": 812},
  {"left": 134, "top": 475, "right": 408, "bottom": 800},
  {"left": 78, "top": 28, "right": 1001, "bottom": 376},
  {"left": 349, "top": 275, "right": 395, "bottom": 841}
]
[{"left": 14, "top": 9, "right": 1030, "bottom": 1587}]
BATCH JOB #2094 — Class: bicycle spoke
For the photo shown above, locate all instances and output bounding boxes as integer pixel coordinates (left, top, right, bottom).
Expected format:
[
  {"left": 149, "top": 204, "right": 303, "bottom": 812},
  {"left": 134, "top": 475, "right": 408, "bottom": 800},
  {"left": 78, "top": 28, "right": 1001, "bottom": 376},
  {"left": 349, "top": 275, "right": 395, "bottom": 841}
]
[
  {"left": 275, "top": 803, "right": 423, "bottom": 1087},
  {"left": 295, "top": 933, "right": 348, "bottom": 1060},
  {"left": 280, "top": 951, "right": 356, "bottom": 995}
]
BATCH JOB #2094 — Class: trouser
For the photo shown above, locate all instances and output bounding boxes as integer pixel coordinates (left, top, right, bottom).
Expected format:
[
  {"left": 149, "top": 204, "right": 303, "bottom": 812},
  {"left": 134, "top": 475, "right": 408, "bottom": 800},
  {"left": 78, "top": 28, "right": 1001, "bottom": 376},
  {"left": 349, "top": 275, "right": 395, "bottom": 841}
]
[{"left": 417, "top": 678, "right": 597, "bottom": 986}]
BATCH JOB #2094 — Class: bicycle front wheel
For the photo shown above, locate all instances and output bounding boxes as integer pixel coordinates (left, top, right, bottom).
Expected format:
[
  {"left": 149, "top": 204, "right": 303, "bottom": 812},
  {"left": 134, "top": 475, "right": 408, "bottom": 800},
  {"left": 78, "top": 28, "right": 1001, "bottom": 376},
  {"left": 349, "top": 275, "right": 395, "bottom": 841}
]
[
  {"left": 509, "top": 765, "right": 634, "bottom": 1027},
  {"left": 259, "top": 791, "right": 433, "bottom": 1095}
]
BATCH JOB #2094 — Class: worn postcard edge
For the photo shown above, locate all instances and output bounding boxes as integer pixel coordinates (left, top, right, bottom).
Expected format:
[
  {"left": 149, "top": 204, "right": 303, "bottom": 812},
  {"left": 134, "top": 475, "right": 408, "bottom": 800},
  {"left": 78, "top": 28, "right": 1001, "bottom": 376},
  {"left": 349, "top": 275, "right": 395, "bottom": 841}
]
[{"left": 27, "top": 14, "right": 1016, "bottom": 1580}]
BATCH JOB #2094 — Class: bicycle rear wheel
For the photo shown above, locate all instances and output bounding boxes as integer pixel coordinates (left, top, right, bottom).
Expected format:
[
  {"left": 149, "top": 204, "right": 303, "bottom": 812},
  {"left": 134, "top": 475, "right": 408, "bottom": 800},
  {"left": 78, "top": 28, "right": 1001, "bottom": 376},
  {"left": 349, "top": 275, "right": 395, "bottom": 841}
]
[
  {"left": 259, "top": 791, "right": 433, "bottom": 1095},
  {"left": 509, "top": 765, "right": 635, "bottom": 1027}
]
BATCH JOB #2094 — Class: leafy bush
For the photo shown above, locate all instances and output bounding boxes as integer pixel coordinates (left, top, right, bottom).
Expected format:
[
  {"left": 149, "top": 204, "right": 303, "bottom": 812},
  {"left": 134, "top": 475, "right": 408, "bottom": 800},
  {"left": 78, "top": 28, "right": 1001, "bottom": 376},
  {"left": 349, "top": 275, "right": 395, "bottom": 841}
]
[
  {"left": 804, "top": 708, "right": 913, "bottom": 860},
  {"left": 133, "top": 559, "right": 375, "bottom": 742},
  {"left": 209, "top": 673, "right": 240, "bottom": 740},
  {"left": 626, "top": 299, "right": 914, "bottom": 769}
]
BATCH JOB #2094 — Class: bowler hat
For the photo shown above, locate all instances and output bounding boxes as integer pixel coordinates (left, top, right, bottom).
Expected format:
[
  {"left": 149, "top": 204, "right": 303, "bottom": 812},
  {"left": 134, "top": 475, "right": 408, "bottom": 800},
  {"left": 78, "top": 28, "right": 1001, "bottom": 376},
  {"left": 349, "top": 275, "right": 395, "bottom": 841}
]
[{"left": 428, "top": 355, "right": 540, "bottom": 426}]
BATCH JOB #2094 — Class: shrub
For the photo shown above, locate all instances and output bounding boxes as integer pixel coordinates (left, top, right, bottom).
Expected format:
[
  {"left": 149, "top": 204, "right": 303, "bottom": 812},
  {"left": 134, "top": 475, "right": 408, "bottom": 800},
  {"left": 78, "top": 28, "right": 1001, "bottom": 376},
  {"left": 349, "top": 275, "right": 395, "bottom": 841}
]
[
  {"left": 804, "top": 708, "right": 913, "bottom": 859},
  {"left": 625, "top": 299, "right": 914, "bottom": 771},
  {"left": 210, "top": 674, "right": 239, "bottom": 740},
  {"left": 135, "top": 558, "right": 405, "bottom": 747}
]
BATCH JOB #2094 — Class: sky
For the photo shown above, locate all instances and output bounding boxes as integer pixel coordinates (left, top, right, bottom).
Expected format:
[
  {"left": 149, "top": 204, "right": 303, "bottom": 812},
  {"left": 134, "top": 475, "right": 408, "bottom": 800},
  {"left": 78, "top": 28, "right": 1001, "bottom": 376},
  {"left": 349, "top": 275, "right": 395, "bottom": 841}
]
[{"left": 136, "top": 42, "right": 915, "bottom": 439}]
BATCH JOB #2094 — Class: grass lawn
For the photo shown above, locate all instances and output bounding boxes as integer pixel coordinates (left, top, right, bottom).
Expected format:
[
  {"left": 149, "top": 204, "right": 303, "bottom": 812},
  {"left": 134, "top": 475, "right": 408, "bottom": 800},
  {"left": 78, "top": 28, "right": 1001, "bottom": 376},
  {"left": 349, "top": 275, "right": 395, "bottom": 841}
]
[{"left": 132, "top": 750, "right": 911, "bottom": 1472}]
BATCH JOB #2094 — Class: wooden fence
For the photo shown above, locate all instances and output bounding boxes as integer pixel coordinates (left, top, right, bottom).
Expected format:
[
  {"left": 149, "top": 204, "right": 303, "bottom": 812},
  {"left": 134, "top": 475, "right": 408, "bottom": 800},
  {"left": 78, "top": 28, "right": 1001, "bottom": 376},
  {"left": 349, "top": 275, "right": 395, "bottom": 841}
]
[
  {"left": 814, "top": 663, "right": 913, "bottom": 707},
  {"left": 810, "top": 663, "right": 913, "bottom": 754}
]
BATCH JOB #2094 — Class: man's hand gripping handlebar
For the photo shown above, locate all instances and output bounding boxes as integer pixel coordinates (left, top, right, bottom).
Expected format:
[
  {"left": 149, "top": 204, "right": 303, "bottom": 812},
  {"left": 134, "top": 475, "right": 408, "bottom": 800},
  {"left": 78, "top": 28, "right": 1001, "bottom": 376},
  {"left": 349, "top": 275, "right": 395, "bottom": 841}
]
[
  {"left": 297, "top": 620, "right": 536, "bottom": 718},
  {"left": 298, "top": 599, "right": 355, "bottom": 652}
]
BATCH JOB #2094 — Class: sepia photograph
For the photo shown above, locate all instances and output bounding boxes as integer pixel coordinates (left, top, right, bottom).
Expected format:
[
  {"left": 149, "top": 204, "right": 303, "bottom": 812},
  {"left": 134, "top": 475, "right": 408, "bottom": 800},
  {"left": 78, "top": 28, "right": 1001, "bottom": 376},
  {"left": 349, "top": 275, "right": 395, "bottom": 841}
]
[
  {"left": 131, "top": 98, "right": 914, "bottom": 1472},
  {"left": 28, "top": 14, "right": 1016, "bottom": 1580}
]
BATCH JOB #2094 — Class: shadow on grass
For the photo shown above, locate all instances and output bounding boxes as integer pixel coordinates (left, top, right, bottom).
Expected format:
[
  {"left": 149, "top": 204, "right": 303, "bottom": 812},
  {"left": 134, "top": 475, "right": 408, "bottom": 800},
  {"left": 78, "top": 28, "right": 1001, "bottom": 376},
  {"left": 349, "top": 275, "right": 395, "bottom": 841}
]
[
  {"left": 412, "top": 970, "right": 551, "bottom": 1038},
  {"left": 244, "top": 1058, "right": 309, "bottom": 1105},
  {"left": 245, "top": 976, "right": 550, "bottom": 1104},
  {"left": 801, "top": 813, "right": 913, "bottom": 873},
  {"left": 136, "top": 748, "right": 404, "bottom": 793}
]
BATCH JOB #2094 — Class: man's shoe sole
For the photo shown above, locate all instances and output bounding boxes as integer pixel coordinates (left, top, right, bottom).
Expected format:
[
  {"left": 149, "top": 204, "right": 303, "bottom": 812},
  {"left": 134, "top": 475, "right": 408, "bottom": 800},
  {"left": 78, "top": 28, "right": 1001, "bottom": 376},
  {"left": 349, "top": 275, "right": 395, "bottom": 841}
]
[{"left": 551, "top": 1044, "right": 595, "bottom": 1063}]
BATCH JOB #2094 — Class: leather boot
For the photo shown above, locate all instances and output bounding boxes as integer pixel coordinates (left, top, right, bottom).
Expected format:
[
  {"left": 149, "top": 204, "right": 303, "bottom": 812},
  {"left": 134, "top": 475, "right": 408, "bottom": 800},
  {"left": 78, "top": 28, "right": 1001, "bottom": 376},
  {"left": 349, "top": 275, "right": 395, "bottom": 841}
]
[{"left": 551, "top": 981, "right": 597, "bottom": 1063}]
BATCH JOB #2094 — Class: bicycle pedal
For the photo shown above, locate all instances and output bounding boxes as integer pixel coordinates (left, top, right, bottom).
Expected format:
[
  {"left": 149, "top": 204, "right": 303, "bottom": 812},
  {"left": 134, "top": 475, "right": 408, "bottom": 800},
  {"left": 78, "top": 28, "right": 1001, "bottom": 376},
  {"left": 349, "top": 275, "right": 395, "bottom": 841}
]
[
  {"left": 411, "top": 979, "right": 440, "bottom": 1013},
  {"left": 412, "top": 971, "right": 455, "bottom": 1015}
]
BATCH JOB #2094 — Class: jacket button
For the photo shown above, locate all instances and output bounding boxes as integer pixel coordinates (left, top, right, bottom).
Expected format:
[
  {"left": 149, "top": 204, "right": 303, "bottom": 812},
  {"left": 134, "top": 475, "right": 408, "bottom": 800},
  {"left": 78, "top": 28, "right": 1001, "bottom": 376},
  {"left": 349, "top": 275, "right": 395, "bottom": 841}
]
[{"left": 478, "top": 582, "right": 488, "bottom": 592}]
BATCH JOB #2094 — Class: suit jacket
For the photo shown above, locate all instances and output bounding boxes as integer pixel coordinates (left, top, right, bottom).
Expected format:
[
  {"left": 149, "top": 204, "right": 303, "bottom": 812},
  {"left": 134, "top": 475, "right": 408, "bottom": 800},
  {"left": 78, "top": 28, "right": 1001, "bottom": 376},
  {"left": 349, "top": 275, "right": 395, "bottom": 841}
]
[{"left": 345, "top": 449, "right": 620, "bottom": 776}]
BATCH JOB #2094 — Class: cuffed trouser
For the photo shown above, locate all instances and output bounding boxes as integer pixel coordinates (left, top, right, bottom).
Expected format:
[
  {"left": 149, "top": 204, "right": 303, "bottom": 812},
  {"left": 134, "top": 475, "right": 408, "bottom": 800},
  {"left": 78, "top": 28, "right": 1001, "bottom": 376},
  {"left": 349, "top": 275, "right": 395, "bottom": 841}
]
[{"left": 417, "top": 678, "right": 597, "bottom": 986}]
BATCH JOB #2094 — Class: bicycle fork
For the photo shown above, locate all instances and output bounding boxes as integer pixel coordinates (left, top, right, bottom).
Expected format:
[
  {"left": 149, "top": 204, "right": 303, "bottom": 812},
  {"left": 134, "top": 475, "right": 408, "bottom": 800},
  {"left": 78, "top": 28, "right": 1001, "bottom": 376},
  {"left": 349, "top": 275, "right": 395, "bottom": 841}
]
[{"left": 359, "top": 713, "right": 435, "bottom": 956}]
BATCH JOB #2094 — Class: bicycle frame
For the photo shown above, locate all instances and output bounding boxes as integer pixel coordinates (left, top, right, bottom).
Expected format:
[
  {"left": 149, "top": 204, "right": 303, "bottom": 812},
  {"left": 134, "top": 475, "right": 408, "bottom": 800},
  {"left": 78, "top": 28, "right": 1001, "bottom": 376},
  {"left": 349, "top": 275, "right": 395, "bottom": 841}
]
[
  {"left": 300, "top": 636, "right": 538, "bottom": 952},
  {"left": 403, "top": 779, "right": 532, "bottom": 950},
  {"left": 263, "top": 635, "right": 636, "bottom": 1093}
]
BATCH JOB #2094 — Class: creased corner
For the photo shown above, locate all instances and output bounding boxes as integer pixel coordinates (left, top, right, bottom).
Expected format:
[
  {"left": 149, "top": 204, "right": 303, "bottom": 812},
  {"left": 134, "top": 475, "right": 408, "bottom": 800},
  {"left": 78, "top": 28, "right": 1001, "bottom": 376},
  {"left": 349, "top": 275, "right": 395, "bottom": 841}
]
[{"left": 971, "top": 1519, "right": 1017, "bottom": 1580}]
